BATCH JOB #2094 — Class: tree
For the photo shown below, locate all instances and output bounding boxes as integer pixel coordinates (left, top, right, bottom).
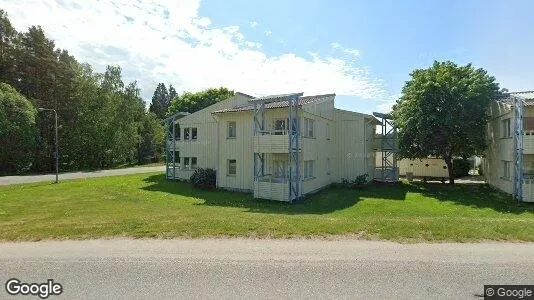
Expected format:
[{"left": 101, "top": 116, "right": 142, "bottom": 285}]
[
  {"left": 392, "top": 61, "right": 500, "bottom": 184},
  {"left": 149, "top": 83, "right": 169, "bottom": 119},
  {"left": 167, "top": 87, "right": 234, "bottom": 116},
  {"left": 138, "top": 112, "right": 165, "bottom": 164},
  {"left": 168, "top": 84, "right": 177, "bottom": 103},
  {"left": 0, "top": 82, "right": 37, "bottom": 174}
]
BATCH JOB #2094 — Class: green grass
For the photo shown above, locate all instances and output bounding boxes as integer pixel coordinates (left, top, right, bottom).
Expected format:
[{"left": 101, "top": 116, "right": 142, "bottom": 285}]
[{"left": 0, "top": 172, "right": 533, "bottom": 242}]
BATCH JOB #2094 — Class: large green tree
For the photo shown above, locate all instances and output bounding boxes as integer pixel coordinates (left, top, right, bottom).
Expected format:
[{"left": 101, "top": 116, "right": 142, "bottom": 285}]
[
  {"left": 167, "top": 87, "right": 234, "bottom": 115},
  {"left": 0, "top": 82, "right": 37, "bottom": 174},
  {"left": 149, "top": 83, "right": 169, "bottom": 119},
  {"left": 392, "top": 61, "right": 500, "bottom": 184},
  {"left": 138, "top": 112, "right": 165, "bottom": 164}
]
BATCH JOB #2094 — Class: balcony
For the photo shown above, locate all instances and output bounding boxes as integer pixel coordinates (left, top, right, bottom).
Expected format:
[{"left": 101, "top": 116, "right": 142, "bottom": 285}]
[
  {"left": 253, "top": 131, "right": 292, "bottom": 153},
  {"left": 253, "top": 176, "right": 290, "bottom": 202},
  {"left": 522, "top": 175, "right": 534, "bottom": 203},
  {"left": 523, "top": 130, "right": 534, "bottom": 154}
]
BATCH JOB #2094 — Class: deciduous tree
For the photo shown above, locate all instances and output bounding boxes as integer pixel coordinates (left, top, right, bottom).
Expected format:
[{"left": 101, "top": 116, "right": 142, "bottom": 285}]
[{"left": 392, "top": 61, "right": 501, "bottom": 184}]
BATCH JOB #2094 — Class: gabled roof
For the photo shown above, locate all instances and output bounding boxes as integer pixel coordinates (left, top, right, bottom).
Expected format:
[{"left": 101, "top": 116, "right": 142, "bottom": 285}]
[
  {"left": 498, "top": 90, "right": 534, "bottom": 106},
  {"left": 212, "top": 93, "right": 336, "bottom": 114}
]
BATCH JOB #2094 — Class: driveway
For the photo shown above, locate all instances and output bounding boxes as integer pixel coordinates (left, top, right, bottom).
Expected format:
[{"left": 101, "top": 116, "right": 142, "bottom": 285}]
[
  {"left": 1, "top": 238, "right": 533, "bottom": 299},
  {"left": 0, "top": 165, "right": 165, "bottom": 186}
]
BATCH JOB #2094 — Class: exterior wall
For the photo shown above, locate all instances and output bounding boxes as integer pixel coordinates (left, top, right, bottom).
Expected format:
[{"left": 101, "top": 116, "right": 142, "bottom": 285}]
[
  {"left": 397, "top": 158, "right": 449, "bottom": 178},
  {"left": 168, "top": 95, "right": 377, "bottom": 201},
  {"left": 484, "top": 101, "right": 514, "bottom": 195},
  {"left": 333, "top": 109, "right": 377, "bottom": 183},
  {"left": 170, "top": 93, "right": 252, "bottom": 180}
]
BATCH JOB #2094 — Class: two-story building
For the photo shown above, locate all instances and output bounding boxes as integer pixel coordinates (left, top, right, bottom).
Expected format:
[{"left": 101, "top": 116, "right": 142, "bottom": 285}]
[
  {"left": 164, "top": 92, "right": 379, "bottom": 202},
  {"left": 483, "top": 91, "right": 534, "bottom": 202}
]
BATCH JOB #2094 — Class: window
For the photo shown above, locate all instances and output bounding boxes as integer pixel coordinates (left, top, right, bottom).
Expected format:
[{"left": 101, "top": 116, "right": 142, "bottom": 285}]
[
  {"left": 227, "top": 159, "right": 236, "bottom": 175},
  {"left": 183, "top": 128, "right": 198, "bottom": 140},
  {"left": 227, "top": 121, "right": 236, "bottom": 138},
  {"left": 502, "top": 118, "right": 511, "bottom": 138},
  {"left": 326, "top": 123, "right": 330, "bottom": 140},
  {"left": 171, "top": 123, "right": 180, "bottom": 139},
  {"left": 183, "top": 157, "right": 197, "bottom": 170},
  {"left": 326, "top": 158, "right": 331, "bottom": 175},
  {"left": 304, "top": 118, "right": 314, "bottom": 138},
  {"left": 502, "top": 160, "right": 511, "bottom": 179},
  {"left": 273, "top": 160, "right": 287, "bottom": 179},
  {"left": 273, "top": 118, "right": 289, "bottom": 135},
  {"left": 304, "top": 160, "right": 315, "bottom": 179},
  {"left": 184, "top": 128, "right": 190, "bottom": 140},
  {"left": 184, "top": 157, "right": 190, "bottom": 169},
  {"left": 176, "top": 151, "right": 180, "bottom": 167}
]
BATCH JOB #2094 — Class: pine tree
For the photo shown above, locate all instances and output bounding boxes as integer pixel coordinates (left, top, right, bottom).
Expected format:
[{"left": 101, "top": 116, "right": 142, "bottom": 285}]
[{"left": 149, "top": 83, "right": 169, "bottom": 119}]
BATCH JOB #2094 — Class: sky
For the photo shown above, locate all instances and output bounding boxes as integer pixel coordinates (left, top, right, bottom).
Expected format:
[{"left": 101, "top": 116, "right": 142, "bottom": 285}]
[{"left": 3, "top": 0, "right": 534, "bottom": 114}]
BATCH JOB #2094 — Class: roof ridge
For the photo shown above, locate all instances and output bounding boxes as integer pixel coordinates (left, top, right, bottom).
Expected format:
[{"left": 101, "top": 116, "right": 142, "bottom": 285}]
[{"left": 510, "top": 90, "right": 534, "bottom": 94}]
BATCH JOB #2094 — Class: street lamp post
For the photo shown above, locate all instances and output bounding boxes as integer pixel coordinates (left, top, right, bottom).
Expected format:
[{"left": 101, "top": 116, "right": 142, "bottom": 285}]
[{"left": 38, "top": 108, "right": 59, "bottom": 183}]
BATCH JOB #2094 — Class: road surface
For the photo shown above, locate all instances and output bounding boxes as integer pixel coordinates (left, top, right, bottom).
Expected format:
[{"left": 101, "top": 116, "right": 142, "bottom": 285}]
[
  {"left": 0, "top": 165, "right": 165, "bottom": 186},
  {"left": 0, "top": 238, "right": 533, "bottom": 299}
]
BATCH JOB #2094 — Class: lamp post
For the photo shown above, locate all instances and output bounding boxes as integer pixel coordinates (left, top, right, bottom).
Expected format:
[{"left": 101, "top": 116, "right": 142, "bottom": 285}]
[{"left": 38, "top": 108, "right": 59, "bottom": 183}]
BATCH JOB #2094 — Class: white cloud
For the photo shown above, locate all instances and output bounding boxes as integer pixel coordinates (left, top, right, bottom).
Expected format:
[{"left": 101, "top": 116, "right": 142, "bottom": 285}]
[
  {"left": 264, "top": 30, "right": 272, "bottom": 36},
  {"left": 2, "top": 0, "right": 387, "bottom": 101},
  {"left": 250, "top": 20, "right": 258, "bottom": 28},
  {"left": 331, "top": 41, "right": 360, "bottom": 58}
]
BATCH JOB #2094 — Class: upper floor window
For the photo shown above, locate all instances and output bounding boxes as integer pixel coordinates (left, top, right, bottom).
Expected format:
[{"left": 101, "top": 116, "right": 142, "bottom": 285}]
[
  {"left": 304, "top": 118, "right": 314, "bottom": 138},
  {"left": 184, "top": 127, "right": 198, "bottom": 140},
  {"left": 228, "top": 121, "right": 236, "bottom": 138},
  {"left": 502, "top": 118, "right": 511, "bottom": 138},
  {"left": 273, "top": 118, "right": 289, "bottom": 135}
]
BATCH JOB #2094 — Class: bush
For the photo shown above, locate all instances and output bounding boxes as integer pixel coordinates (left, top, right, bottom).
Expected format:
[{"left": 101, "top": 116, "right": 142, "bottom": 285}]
[
  {"left": 0, "top": 83, "right": 37, "bottom": 174},
  {"left": 452, "top": 158, "right": 470, "bottom": 178},
  {"left": 339, "top": 173, "right": 370, "bottom": 189},
  {"left": 190, "top": 168, "right": 216, "bottom": 189}
]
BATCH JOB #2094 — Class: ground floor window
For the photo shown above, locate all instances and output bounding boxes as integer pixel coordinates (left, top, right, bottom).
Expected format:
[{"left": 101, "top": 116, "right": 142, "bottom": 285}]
[
  {"left": 502, "top": 160, "right": 511, "bottom": 179},
  {"left": 304, "top": 160, "right": 315, "bottom": 179},
  {"left": 228, "top": 159, "right": 236, "bottom": 175},
  {"left": 184, "top": 157, "right": 198, "bottom": 170}
]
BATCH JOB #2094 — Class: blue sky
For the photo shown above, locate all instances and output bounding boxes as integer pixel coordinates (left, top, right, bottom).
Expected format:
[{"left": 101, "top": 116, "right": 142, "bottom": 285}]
[{"left": 4, "top": 0, "right": 534, "bottom": 114}]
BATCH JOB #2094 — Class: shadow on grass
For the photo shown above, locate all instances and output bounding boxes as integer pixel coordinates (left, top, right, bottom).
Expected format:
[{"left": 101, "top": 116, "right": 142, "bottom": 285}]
[
  {"left": 141, "top": 174, "right": 407, "bottom": 215},
  {"left": 141, "top": 174, "right": 534, "bottom": 215},
  {"left": 409, "top": 181, "right": 534, "bottom": 214}
]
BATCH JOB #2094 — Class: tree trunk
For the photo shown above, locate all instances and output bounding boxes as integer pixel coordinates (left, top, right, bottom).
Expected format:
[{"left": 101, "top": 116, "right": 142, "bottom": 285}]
[{"left": 444, "top": 156, "right": 454, "bottom": 184}]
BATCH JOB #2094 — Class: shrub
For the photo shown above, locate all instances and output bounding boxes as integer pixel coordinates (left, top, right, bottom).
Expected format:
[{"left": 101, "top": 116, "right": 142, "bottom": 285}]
[
  {"left": 452, "top": 158, "right": 470, "bottom": 178},
  {"left": 190, "top": 168, "right": 216, "bottom": 189},
  {"left": 339, "top": 173, "right": 370, "bottom": 189}
]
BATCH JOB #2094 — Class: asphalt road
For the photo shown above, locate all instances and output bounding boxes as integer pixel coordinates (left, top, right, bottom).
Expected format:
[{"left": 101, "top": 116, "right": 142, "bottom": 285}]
[
  {"left": 1, "top": 239, "right": 533, "bottom": 299},
  {"left": 0, "top": 166, "right": 165, "bottom": 186}
]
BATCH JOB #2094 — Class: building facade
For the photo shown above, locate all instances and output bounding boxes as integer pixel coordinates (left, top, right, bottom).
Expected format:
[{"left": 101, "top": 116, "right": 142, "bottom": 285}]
[
  {"left": 483, "top": 91, "right": 534, "bottom": 202},
  {"left": 165, "top": 92, "right": 379, "bottom": 202}
]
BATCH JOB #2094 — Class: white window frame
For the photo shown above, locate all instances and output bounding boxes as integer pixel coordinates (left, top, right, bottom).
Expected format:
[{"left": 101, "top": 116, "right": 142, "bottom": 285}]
[
  {"left": 273, "top": 118, "right": 289, "bottom": 135},
  {"left": 502, "top": 160, "right": 511, "bottom": 179},
  {"left": 227, "top": 159, "right": 237, "bottom": 176},
  {"left": 502, "top": 118, "right": 511, "bottom": 138},
  {"left": 191, "top": 157, "right": 197, "bottom": 169},
  {"left": 304, "top": 160, "right": 315, "bottom": 179},
  {"left": 184, "top": 157, "right": 190, "bottom": 169},
  {"left": 184, "top": 128, "right": 190, "bottom": 140},
  {"left": 227, "top": 121, "right": 237, "bottom": 138},
  {"left": 191, "top": 128, "right": 198, "bottom": 140},
  {"left": 304, "top": 118, "right": 314, "bottom": 138}
]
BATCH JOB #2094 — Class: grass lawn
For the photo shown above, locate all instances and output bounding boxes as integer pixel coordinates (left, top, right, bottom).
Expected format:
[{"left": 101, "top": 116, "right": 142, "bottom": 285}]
[{"left": 0, "top": 172, "right": 533, "bottom": 242}]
